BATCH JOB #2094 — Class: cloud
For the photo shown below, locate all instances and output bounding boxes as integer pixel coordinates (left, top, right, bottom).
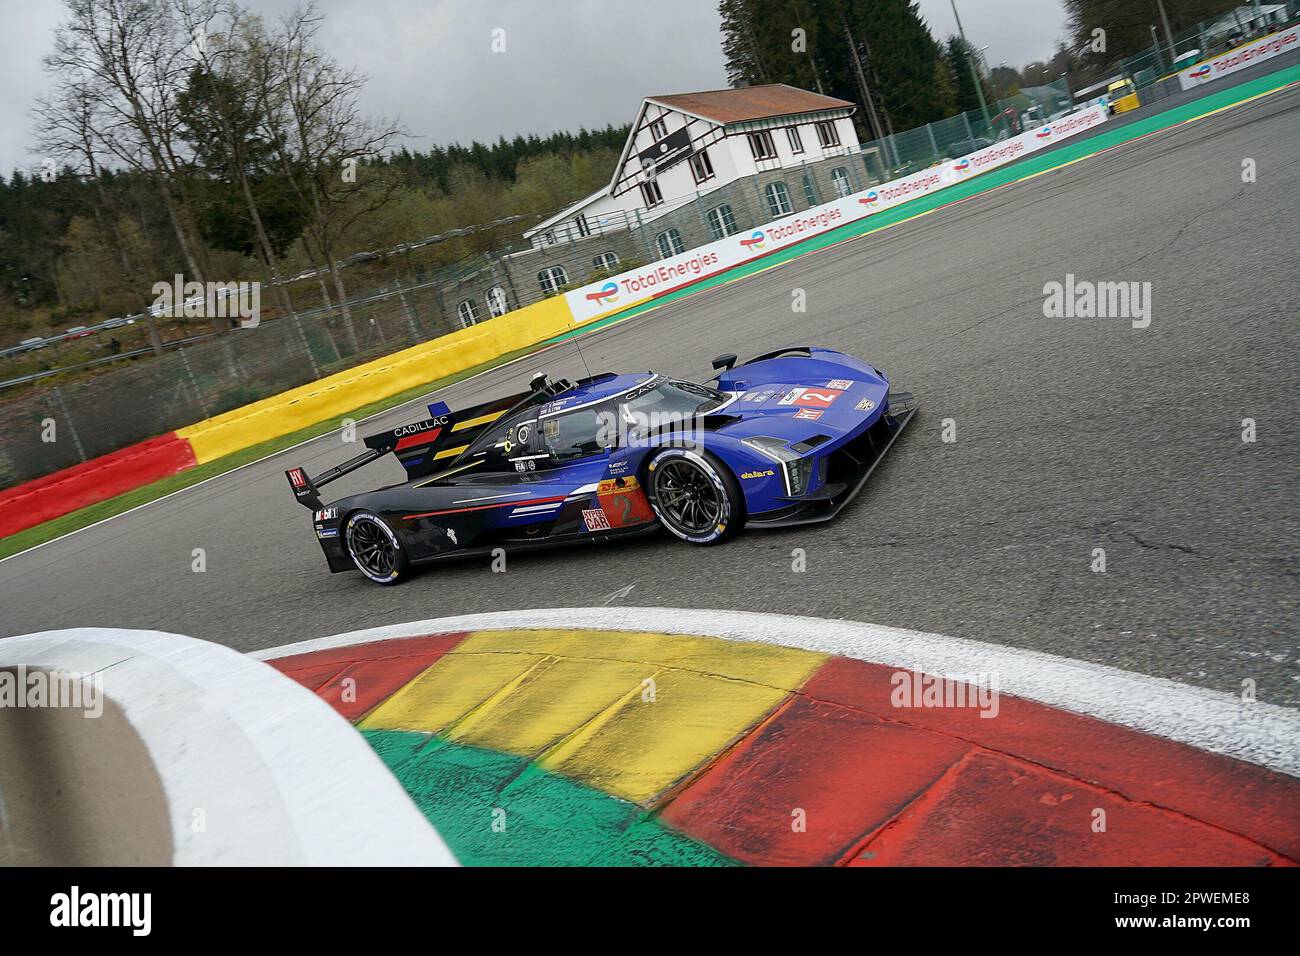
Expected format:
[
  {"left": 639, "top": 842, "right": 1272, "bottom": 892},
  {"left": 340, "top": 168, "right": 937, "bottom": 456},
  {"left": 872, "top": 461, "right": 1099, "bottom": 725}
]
[{"left": 2, "top": 0, "right": 1068, "bottom": 177}]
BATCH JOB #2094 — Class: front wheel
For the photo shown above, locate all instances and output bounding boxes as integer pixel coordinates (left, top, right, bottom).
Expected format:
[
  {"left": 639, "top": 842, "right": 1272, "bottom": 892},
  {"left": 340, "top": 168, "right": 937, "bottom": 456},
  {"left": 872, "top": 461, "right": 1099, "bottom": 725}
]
[
  {"left": 344, "top": 511, "right": 411, "bottom": 585},
  {"left": 646, "top": 448, "right": 744, "bottom": 545}
]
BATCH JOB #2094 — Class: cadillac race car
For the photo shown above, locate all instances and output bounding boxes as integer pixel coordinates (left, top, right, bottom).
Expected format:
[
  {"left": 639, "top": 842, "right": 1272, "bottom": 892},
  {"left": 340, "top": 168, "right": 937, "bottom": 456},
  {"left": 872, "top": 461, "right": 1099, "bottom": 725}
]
[{"left": 285, "top": 347, "right": 917, "bottom": 584}]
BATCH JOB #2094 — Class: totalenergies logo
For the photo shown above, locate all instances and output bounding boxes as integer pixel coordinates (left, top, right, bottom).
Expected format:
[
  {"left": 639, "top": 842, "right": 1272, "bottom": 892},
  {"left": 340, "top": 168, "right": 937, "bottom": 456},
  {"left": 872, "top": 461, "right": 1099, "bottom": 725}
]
[
  {"left": 952, "top": 158, "right": 970, "bottom": 172},
  {"left": 585, "top": 281, "right": 619, "bottom": 304},
  {"left": 1036, "top": 126, "right": 1052, "bottom": 139},
  {"left": 1190, "top": 64, "right": 1211, "bottom": 79},
  {"left": 860, "top": 190, "right": 880, "bottom": 206},
  {"left": 739, "top": 230, "right": 765, "bottom": 251}
]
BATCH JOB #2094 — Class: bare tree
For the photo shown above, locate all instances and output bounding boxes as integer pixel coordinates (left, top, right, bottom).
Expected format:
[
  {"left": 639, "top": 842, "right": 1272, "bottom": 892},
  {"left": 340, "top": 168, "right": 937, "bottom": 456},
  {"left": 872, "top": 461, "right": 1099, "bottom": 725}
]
[
  {"left": 41, "top": 0, "right": 217, "bottom": 329},
  {"left": 33, "top": 78, "right": 166, "bottom": 353},
  {"left": 174, "top": 0, "right": 313, "bottom": 360},
  {"left": 257, "top": 4, "right": 405, "bottom": 354}
]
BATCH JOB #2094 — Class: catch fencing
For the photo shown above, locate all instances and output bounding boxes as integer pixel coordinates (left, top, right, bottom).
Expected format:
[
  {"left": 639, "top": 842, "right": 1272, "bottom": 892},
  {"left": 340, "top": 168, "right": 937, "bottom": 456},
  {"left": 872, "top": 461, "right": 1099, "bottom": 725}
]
[{"left": 7, "top": 8, "right": 1297, "bottom": 491}]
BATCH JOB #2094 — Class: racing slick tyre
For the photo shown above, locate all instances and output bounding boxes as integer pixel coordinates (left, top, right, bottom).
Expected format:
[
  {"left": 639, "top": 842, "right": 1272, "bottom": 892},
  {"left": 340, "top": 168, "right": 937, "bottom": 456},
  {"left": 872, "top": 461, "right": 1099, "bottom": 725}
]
[
  {"left": 646, "top": 448, "right": 745, "bottom": 545},
  {"left": 344, "top": 510, "right": 411, "bottom": 585}
]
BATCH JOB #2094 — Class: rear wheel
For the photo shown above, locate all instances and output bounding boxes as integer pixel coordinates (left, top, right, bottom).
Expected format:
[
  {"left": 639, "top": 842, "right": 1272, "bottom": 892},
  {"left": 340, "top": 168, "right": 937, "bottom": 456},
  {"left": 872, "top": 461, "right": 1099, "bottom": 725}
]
[
  {"left": 647, "top": 449, "right": 744, "bottom": 545},
  {"left": 344, "top": 511, "right": 410, "bottom": 585}
]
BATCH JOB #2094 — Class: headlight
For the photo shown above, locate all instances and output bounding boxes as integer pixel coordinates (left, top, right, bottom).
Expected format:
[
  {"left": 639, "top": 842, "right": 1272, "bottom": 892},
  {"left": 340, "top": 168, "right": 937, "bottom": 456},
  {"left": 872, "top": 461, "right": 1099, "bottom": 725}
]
[
  {"left": 741, "top": 437, "right": 811, "bottom": 496},
  {"left": 787, "top": 456, "right": 812, "bottom": 496}
]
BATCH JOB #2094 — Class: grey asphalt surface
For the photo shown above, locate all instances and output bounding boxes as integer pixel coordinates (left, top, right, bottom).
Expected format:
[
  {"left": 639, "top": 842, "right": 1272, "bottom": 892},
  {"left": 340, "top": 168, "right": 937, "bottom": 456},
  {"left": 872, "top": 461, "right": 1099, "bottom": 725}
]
[{"left": 2, "top": 82, "right": 1297, "bottom": 705}]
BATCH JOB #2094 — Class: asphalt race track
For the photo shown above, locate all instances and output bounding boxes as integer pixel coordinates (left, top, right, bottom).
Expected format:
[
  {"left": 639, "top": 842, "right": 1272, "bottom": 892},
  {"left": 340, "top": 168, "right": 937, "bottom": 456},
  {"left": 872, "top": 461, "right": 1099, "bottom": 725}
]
[{"left": 2, "top": 83, "right": 1297, "bottom": 706}]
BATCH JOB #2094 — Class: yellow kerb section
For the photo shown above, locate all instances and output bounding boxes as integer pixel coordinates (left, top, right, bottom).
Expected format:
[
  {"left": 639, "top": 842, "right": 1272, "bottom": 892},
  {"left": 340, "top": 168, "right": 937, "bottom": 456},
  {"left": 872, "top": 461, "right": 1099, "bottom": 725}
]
[
  {"left": 177, "top": 296, "right": 574, "bottom": 463},
  {"left": 360, "top": 628, "right": 826, "bottom": 803}
]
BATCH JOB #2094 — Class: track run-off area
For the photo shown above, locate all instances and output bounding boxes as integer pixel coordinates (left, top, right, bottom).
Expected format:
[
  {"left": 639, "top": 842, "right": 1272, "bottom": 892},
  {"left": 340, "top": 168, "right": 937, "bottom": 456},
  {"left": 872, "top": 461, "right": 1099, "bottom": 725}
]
[{"left": 2, "top": 79, "right": 1297, "bottom": 712}]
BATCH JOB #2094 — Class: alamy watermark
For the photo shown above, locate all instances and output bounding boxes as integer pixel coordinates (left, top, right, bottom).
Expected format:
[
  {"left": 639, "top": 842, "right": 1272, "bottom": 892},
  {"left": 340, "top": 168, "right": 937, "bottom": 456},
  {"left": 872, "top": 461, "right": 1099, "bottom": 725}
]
[
  {"left": 1043, "top": 273, "right": 1151, "bottom": 329},
  {"left": 0, "top": 666, "right": 103, "bottom": 718},
  {"left": 50, "top": 886, "right": 150, "bottom": 936},
  {"left": 150, "top": 274, "right": 261, "bottom": 328},
  {"left": 890, "top": 666, "right": 1000, "bottom": 718}
]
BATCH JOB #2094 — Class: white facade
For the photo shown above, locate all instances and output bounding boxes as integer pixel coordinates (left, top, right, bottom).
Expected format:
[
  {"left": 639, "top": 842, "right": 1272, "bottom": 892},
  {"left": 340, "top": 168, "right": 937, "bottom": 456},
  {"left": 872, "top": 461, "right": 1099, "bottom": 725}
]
[{"left": 524, "top": 85, "right": 859, "bottom": 250}]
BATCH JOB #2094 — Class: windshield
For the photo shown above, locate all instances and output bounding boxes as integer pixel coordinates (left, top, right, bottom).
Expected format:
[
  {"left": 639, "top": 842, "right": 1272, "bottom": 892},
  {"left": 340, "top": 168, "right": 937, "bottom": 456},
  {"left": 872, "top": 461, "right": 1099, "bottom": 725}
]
[
  {"left": 628, "top": 379, "right": 724, "bottom": 416},
  {"left": 615, "top": 380, "right": 727, "bottom": 443}
]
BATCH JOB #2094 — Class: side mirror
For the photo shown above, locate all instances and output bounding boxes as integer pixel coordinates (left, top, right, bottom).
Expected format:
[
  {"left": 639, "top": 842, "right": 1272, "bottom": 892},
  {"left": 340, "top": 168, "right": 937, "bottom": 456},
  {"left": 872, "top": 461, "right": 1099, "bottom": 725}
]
[
  {"left": 712, "top": 353, "right": 738, "bottom": 372},
  {"left": 529, "top": 372, "right": 548, "bottom": 392}
]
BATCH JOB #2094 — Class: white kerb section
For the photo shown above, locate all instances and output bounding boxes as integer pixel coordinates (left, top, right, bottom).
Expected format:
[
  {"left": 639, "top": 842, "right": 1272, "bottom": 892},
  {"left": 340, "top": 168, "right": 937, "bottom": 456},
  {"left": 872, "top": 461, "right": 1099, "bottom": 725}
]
[{"left": 0, "top": 628, "right": 457, "bottom": 866}]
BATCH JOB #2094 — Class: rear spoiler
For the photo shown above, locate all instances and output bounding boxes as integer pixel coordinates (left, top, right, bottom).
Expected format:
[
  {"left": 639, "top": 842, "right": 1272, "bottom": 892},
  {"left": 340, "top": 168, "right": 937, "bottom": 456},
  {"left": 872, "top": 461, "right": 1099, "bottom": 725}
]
[{"left": 285, "top": 378, "right": 575, "bottom": 510}]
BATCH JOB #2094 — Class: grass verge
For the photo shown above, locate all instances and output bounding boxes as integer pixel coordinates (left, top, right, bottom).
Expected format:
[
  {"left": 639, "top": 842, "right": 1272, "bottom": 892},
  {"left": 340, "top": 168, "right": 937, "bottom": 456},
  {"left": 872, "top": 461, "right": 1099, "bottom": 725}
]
[{"left": 0, "top": 343, "right": 544, "bottom": 561}]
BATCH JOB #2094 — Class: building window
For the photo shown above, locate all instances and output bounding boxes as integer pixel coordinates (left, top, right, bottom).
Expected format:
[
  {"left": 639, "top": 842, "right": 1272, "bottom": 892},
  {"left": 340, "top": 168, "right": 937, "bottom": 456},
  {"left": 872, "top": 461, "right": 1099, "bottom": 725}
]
[
  {"left": 802, "top": 171, "right": 819, "bottom": 207},
  {"left": 640, "top": 178, "right": 664, "bottom": 208},
  {"left": 656, "top": 228, "right": 685, "bottom": 258},
  {"left": 485, "top": 286, "right": 508, "bottom": 317},
  {"left": 457, "top": 299, "right": 479, "bottom": 328},
  {"left": 706, "top": 204, "right": 738, "bottom": 241},
  {"left": 543, "top": 230, "right": 556, "bottom": 245},
  {"left": 748, "top": 130, "right": 777, "bottom": 161},
  {"left": 765, "top": 181, "right": 792, "bottom": 217},
  {"left": 816, "top": 120, "right": 841, "bottom": 149},
  {"left": 538, "top": 266, "right": 568, "bottom": 295},
  {"left": 831, "top": 167, "right": 852, "bottom": 198},
  {"left": 649, "top": 116, "right": 668, "bottom": 141},
  {"left": 574, "top": 214, "right": 591, "bottom": 238},
  {"left": 787, "top": 126, "right": 805, "bottom": 154},
  {"left": 689, "top": 149, "right": 715, "bottom": 185},
  {"left": 593, "top": 251, "right": 620, "bottom": 272}
]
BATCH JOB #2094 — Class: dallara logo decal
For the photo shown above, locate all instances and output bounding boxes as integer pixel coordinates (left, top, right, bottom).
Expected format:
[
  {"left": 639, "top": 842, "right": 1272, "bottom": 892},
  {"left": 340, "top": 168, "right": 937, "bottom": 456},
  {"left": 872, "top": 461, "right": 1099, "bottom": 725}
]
[{"left": 741, "top": 469, "right": 776, "bottom": 480}]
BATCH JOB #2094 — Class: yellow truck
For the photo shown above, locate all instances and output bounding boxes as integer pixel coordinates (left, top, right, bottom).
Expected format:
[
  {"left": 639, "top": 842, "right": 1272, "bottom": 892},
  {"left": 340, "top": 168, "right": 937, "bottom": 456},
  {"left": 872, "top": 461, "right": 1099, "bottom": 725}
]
[{"left": 1107, "top": 78, "right": 1141, "bottom": 115}]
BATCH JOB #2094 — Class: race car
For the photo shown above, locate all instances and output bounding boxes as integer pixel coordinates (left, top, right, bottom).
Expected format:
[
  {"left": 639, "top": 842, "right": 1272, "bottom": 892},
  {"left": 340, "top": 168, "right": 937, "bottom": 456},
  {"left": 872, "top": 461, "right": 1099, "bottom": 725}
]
[{"left": 285, "top": 346, "right": 917, "bottom": 584}]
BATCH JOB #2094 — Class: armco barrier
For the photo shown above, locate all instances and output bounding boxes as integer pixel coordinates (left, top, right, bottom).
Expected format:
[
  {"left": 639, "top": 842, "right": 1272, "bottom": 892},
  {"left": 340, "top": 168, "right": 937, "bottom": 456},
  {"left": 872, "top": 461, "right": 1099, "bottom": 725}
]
[{"left": 0, "top": 432, "right": 196, "bottom": 539}]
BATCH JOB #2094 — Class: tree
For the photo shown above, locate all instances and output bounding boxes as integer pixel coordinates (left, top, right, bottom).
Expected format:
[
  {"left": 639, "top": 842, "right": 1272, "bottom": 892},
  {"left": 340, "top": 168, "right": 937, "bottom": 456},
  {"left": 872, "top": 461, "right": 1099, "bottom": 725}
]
[
  {"left": 254, "top": 3, "right": 405, "bottom": 350},
  {"left": 41, "top": 0, "right": 213, "bottom": 304},
  {"left": 944, "top": 36, "right": 995, "bottom": 118},
  {"left": 716, "top": 0, "right": 957, "bottom": 137},
  {"left": 32, "top": 77, "right": 167, "bottom": 351},
  {"left": 1064, "top": 0, "right": 1248, "bottom": 71},
  {"left": 175, "top": 1, "right": 309, "bottom": 336}
]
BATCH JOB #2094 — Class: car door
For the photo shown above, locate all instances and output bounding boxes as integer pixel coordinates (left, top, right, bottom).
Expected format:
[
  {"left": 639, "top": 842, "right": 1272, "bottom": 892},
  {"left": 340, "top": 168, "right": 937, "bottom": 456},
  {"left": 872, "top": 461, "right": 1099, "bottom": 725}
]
[
  {"left": 538, "top": 402, "right": 656, "bottom": 534},
  {"left": 439, "top": 408, "right": 600, "bottom": 538}
]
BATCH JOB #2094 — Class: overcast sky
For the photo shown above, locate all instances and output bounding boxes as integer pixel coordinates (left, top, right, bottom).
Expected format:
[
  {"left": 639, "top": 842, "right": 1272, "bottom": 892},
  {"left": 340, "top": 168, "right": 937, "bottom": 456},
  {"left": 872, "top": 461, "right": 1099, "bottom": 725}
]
[{"left": 0, "top": 0, "right": 1068, "bottom": 178}]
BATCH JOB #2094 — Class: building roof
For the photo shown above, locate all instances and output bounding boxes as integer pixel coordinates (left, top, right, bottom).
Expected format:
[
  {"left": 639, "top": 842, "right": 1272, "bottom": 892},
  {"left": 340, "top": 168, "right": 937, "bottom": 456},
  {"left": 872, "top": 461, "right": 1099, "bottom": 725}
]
[
  {"left": 646, "top": 84, "right": 855, "bottom": 126},
  {"left": 524, "top": 188, "right": 606, "bottom": 238}
]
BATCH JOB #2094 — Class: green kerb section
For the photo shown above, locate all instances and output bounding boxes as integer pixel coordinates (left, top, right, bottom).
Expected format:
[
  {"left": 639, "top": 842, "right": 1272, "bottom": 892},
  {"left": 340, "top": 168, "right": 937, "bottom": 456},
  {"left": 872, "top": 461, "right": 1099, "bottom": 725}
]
[
  {"left": 363, "top": 729, "right": 736, "bottom": 866},
  {"left": 547, "top": 64, "right": 1300, "bottom": 345}
]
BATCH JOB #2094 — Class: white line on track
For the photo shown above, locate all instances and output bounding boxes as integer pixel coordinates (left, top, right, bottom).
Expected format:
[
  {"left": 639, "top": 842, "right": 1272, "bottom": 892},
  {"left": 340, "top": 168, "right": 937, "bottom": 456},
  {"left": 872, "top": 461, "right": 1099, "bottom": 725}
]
[
  {"left": 0, "top": 343, "right": 562, "bottom": 566},
  {"left": 252, "top": 607, "right": 1300, "bottom": 778}
]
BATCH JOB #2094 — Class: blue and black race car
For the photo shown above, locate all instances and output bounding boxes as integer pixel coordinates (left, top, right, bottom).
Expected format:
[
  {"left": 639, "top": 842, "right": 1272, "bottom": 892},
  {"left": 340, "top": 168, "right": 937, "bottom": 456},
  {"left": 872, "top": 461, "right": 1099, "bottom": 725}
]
[{"left": 285, "top": 347, "right": 916, "bottom": 584}]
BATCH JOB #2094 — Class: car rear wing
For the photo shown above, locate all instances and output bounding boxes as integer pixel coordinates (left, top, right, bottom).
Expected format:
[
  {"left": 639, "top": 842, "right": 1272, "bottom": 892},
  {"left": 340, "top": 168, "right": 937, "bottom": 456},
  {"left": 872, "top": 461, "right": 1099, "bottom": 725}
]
[{"left": 283, "top": 391, "right": 531, "bottom": 511}]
